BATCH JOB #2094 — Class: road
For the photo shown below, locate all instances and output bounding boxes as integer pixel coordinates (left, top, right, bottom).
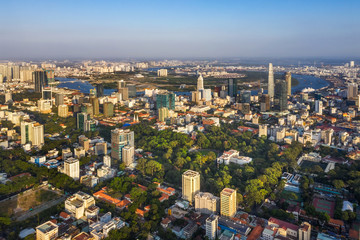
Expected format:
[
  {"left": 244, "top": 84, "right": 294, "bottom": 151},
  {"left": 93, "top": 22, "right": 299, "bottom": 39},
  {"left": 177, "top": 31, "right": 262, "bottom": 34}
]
[{"left": 15, "top": 195, "right": 67, "bottom": 222}]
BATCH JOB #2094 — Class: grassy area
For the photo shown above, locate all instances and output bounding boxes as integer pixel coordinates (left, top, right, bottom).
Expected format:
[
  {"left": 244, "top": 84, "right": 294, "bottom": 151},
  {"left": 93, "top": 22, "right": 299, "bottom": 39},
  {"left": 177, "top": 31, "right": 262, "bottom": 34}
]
[{"left": 0, "top": 188, "right": 60, "bottom": 217}]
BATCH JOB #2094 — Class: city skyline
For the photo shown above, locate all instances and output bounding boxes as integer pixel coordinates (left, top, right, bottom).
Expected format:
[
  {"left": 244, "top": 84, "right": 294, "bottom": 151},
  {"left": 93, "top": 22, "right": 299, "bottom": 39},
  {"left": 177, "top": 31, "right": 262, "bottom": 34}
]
[{"left": 1, "top": 0, "right": 359, "bottom": 59}]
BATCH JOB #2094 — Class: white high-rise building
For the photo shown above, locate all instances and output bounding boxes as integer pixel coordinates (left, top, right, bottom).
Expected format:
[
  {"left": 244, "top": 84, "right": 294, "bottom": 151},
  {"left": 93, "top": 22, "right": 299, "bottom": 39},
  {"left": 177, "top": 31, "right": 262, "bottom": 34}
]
[
  {"left": 268, "top": 63, "right": 274, "bottom": 99},
  {"left": 182, "top": 170, "right": 200, "bottom": 204},
  {"left": 350, "top": 61, "right": 355, "bottom": 68},
  {"left": 197, "top": 74, "right": 204, "bottom": 91},
  {"left": 157, "top": 69, "right": 168, "bottom": 77},
  {"left": 122, "top": 146, "right": 134, "bottom": 166},
  {"left": 206, "top": 215, "right": 219, "bottom": 240},
  {"left": 58, "top": 104, "right": 68, "bottom": 117},
  {"left": 103, "top": 155, "right": 111, "bottom": 168},
  {"left": 21, "top": 121, "right": 44, "bottom": 148},
  {"left": 195, "top": 192, "right": 219, "bottom": 214},
  {"left": 259, "top": 124, "right": 268, "bottom": 137},
  {"left": 347, "top": 83, "right": 358, "bottom": 100},
  {"left": 64, "top": 158, "right": 80, "bottom": 180},
  {"left": 315, "top": 100, "right": 323, "bottom": 115},
  {"left": 220, "top": 188, "right": 237, "bottom": 217}
]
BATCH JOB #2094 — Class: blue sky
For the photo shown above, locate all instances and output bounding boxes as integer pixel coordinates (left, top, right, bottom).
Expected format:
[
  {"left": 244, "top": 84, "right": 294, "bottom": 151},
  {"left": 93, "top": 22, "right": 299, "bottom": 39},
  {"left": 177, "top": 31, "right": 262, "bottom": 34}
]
[{"left": 1, "top": 0, "right": 359, "bottom": 59}]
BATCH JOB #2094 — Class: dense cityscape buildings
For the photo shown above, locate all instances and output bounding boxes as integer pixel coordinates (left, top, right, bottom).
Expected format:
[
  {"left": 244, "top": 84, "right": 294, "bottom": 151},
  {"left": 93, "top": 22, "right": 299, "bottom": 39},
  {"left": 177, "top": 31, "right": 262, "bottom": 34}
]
[{"left": 0, "top": 1, "right": 360, "bottom": 239}]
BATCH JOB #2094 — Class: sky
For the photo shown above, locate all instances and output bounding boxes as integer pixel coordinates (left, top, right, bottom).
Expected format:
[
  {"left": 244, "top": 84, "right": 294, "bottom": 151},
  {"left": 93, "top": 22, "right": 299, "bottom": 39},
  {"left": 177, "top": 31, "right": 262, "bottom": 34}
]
[{"left": 1, "top": 0, "right": 360, "bottom": 60}]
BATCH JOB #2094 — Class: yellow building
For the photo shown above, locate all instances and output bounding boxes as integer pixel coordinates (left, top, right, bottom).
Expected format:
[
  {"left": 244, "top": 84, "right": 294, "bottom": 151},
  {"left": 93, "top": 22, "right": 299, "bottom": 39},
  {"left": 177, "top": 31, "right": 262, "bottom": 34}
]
[
  {"left": 182, "top": 170, "right": 200, "bottom": 204},
  {"left": 36, "top": 221, "right": 58, "bottom": 240},
  {"left": 220, "top": 188, "right": 237, "bottom": 217}
]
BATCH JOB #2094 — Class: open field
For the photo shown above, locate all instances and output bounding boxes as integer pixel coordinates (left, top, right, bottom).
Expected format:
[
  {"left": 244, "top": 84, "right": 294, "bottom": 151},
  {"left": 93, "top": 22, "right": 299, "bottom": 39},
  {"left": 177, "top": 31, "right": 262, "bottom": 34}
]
[{"left": 0, "top": 187, "right": 61, "bottom": 218}]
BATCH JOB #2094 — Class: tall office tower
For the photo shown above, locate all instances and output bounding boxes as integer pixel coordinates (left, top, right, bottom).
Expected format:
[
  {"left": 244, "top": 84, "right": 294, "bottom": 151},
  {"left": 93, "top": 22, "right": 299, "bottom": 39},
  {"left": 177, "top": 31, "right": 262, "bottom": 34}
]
[
  {"left": 157, "top": 69, "right": 168, "bottom": 77},
  {"left": 220, "top": 188, "right": 237, "bottom": 217},
  {"left": 298, "top": 222, "right": 311, "bottom": 240},
  {"left": 315, "top": 100, "right": 323, "bottom": 115},
  {"left": 285, "top": 72, "right": 292, "bottom": 96},
  {"left": 77, "top": 112, "right": 90, "bottom": 131},
  {"left": 118, "top": 79, "right": 126, "bottom": 88},
  {"left": 127, "top": 84, "right": 137, "bottom": 98},
  {"left": 347, "top": 83, "right": 358, "bottom": 100},
  {"left": 206, "top": 215, "right": 219, "bottom": 240},
  {"left": 33, "top": 70, "right": 47, "bottom": 92},
  {"left": 96, "top": 84, "right": 104, "bottom": 98},
  {"left": 274, "top": 79, "right": 288, "bottom": 112},
  {"left": 182, "top": 170, "right": 200, "bottom": 204},
  {"left": 156, "top": 91, "right": 175, "bottom": 110},
  {"left": 197, "top": 74, "right": 204, "bottom": 91},
  {"left": 12, "top": 65, "right": 20, "bottom": 80},
  {"left": 260, "top": 94, "right": 270, "bottom": 112},
  {"left": 45, "top": 69, "right": 55, "bottom": 85},
  {"left": 158, "top": 107, "right": 169, "bottom": 122},
  {"left": 122, "top": 146, "right": 135, "bottom": 166},
  {"left": 89, "top": 96, "right": 99, "bottom": 115},
  {"left": 350, "top": 61, "right": 355, "bottom": 68},
  {"left": 103, "top": 155, "right": 111, "bottom": 168},
  {"left": 55, "top": 93, "right": 64, "bottom": 106},
  {"left": 111, "top": 129, "right": 134, "bottom": 161},
  {"left": 259, "top": 124, "right": 268, "bottom": 137},
  {"left": 228, "top": 79, "right": 237, "bottom": 97},
  {"left": 268, "top": 63, "right": 274, "bottom": 99},
  {"left": 21, "top": 121, "right": 44, "bottom": 148},
  {"left": 36, "top": 221, "right": 59, "bottom": 240},
  {"left": 195, "top": 192, "right": 219, "bottom": 214},
  {"left": 58, "top": 105, "right": 68, "bottom": 118},
  {"left": 240, "top": 90, "right": 251, "bottom": 103},
  {"left": 42, "top": 87, "right": 52, "bottom": 100},
  {"left": 64, "top": 158, "right": 80, "bottom": 180},
  {"left": 103, "top": 102, "right": 114, "bottom": 117}
]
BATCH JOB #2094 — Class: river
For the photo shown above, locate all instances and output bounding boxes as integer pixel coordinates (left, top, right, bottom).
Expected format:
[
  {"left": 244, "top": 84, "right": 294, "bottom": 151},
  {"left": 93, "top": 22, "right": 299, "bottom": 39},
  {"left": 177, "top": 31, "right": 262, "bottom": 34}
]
[{"left": 56, "top": 74, "right": 329, "bottom": 96}]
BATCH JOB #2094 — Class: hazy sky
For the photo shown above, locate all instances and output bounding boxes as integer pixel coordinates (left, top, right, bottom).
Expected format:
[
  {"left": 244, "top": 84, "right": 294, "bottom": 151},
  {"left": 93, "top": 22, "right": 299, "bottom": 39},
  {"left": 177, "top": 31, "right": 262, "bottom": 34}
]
[{"left": 1, "top": 0, "right": 360, "bottom": 59}]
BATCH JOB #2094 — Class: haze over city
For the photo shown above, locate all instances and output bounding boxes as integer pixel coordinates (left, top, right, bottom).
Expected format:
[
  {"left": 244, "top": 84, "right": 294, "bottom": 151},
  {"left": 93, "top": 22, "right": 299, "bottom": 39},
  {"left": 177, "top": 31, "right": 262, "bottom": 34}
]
[{"left": 1, "top": 0, "right": 360, "bottom": 59}]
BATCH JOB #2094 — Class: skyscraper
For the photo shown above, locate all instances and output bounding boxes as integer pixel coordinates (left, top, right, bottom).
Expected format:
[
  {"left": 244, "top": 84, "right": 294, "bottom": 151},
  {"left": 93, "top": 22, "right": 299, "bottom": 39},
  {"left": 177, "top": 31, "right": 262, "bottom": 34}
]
[
  {"left": 21, "top": 121, "right": 44, "bottom": 148},
  {"left": 33, "top": 70, "right": 47, "bottom": 93},
  {"left": 206, "top": 215, "right": 219, "bottom": 240},
  {"left": 58, "top": 105, "right": 68, "bottom": 118},
  {"left": 64, "top": 157, "right": 80, "bottom": 180},
  {"left": 103, "top": 102, "right": 114, "bottom": 117},
  {"left": 118, "top": 80, "right": 128, "bottom": 100},
  {"left": 89, "top": 96, "right": 99, "bottom": 115},
  {"left": 96, "top": 84, "right": 104, "bottom": 98},
  {"left": 268, "top": 63, "right": 274, "bottom": 99},
  {"left": 156, "top": 91, "right": 175, "bottom": 110},
  {"left": 220, "top": 188, "right": 237, "bottom": 217},
  {"left": 127, "top": 84, "right": 137, "bottom": 98},
  {"left": 274, "top": 79, "right": 287, "bottom": 112},
  {"left": 77, "top": 112, "right": 90, "bottom": 131},
  {"left": 55, "top": 93, "right": 64, "bottom": 106},
  {"left": 347, "top": 83, "right": 358, "bottom": 100},
  {"left": 285, "top": 72, "right": 291, "bottom": 96},
  {"left": 182, "top": 170, "right": 200, "bottom": 204},
  {"left": 122, "top": 146, "right": 135, "bottom": 166},
  {"left": 197, "top": 74, "right": 204, "bottom": 91},
  {"left": 111, "top": 129, "right": 134, "bottom": 162},
  {"left": 158, "top": 107, "right": 169, "bottom": 122},
  {"left": 228, "top": 79, "right": 237, "bottom": 97},
  {"left": 315, "top": 100, "right": 323, "bottom": 115},
  {"left": 42, "top": 87, "right": 52, "bottom": 100}
]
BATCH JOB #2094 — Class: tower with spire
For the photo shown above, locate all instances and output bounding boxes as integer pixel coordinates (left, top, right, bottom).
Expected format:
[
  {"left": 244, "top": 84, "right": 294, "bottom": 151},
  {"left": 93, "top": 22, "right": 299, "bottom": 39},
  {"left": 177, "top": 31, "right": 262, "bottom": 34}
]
[{"left": 197, "top": 74, "right": 204, "bottom": 91}]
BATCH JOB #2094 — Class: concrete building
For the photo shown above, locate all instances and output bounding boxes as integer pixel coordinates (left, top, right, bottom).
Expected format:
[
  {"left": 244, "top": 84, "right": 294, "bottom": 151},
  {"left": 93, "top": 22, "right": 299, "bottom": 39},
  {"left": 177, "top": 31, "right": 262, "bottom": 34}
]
[
  {"left": 74, "top": 147, "right": 85, "bottom": 159},
  {"left": 64, "top": 157, "right": 80, "bottom": 180},
  {"left": 268, "top": 63, "right": 274, "bottom": 100},
  {"left": 21, "top": 121, "right": 44, "bottom": 148},
  {"left": 182, "top": 170, "right": 200, "bottom": 204},
  {"left": 206, "top": 215, "right": 219, "bottom": 240},
  {"left": 103, "top": 155, "right": 111, "bottom": 167},
  {"left": 36, "top": 221, "right": 58, "bottom": 240},
  {"left": 197, "top": 74, "right": 204, "bottom": 91},
  {"left": 348, "top": 83, "right": 358, "bottom": 100},
  {"left": 285, "top": 72, "right": 291, "bottom": 96},
  {"left": 158, "top": 107, "right": 169, "bottom": 122},
  {"left": 195, "top": 192, "right": 219, "bottom": 214},
  {"left": 65, "top": 191, "right": 96, "bottom": 219},
  {"left": 122, "top": 145, "right": 134, "bottom": 166},
  {"left": 220, "top": 188, "right": 237, "bottom": 218},
  {"left": 299, "top": 222, "right": 311, "bottom": 240},
  {"left": 259, "top": 124, "right": 268, "bottom": 137},
  {"left": 95, "top": 142, "right": 107, "bottom": 155},
  {"left": 157, "top": 69, "right": 168, "bottom": 77},
  {"left": 111, "top": 129, "right": 134, "bottom": 161},
  {"left": 315, "top": 100, "right": 323, "bottom": 115},
  {"left": 58, "top": 104, "right": 68, "bottom": 117}
]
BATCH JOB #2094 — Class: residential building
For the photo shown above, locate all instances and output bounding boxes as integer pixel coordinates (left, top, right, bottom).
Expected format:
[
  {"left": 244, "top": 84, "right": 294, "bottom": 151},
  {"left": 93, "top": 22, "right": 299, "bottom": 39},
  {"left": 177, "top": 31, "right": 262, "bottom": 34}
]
[
  {"left": 36, "top": 221, "right": 58, "bottom": 240},
  {"left": 299, "top": 222, "right": 311, "bottom": 240},
  {"left": 206, "top": 215, "right": 219, "bottom": 240},
  {"left": 58, "top": 104, "right": 68, "bottom": 117},
  {"left": 195, "top": 192, "right": 219, "bottom": 214},
  {"left": 111, "top": 128, "right": 134, "bottom": 161},
  {"left": 64, "top": 157, "right": 80, "bottom": 180},
  {"left": 65, "top": 191, "right": 96, "bottom": 219},
  {"left": 285, "top": 72, "right": 291, "bottom": 96},
  {"left": 268, "top": 63, "right": 274, "bottom": 99},
  {"left": 182, "top": 170, "right": 200, "bottom": 204},
  {"left": 220, "top": 188, "right": 237, "bottom": 217},
  {"left": 21, "top": 121, "right": 44, "bottom": 148},
  {"left": 122, "top": 145, "right": 134, "bottom": 166},
  {"left": 157, "top": 69, "right": 168, "bottom": 77},
  {"left": 156, "top": 91, "right": 175, "bottom": 110}
]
